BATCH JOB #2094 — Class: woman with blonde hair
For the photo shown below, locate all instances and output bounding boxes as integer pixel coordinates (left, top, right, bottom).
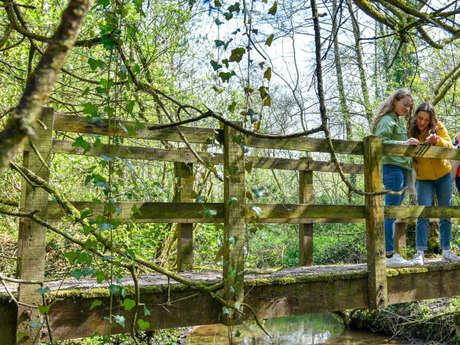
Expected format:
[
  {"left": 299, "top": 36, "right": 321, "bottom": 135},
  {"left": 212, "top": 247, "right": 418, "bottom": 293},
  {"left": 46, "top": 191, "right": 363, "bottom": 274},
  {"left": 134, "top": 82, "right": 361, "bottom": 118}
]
[
  {"left": 373, "top": 88, "right": 418, "bottom": 267},
  {"left": 408, "top": 102, "right": 460, "bottom": 265}
]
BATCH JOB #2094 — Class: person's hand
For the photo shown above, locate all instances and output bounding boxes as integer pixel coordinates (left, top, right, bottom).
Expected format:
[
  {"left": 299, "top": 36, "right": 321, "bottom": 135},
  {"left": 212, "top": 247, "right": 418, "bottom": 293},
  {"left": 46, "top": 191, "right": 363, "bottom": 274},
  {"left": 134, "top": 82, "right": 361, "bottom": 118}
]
[
  {"left": 406, "top": 137, "right": 420, "bottom": 145},
  {"left": 425, "top": 134, "right": 438, "bottom": 145}
]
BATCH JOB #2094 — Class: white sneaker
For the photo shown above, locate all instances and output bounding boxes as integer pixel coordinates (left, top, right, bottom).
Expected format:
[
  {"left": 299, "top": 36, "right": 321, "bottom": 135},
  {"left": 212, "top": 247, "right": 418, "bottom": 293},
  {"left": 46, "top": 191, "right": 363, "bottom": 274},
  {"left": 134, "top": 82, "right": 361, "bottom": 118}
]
[
  {"left": 411, "top": 252, "right": 424, "bottom": 266},
  {"left": 442, "top": 251, "right": 460, "bottom": 263},
  {"left": 386, "top": 253, "right": 410, "bottom": 267}
]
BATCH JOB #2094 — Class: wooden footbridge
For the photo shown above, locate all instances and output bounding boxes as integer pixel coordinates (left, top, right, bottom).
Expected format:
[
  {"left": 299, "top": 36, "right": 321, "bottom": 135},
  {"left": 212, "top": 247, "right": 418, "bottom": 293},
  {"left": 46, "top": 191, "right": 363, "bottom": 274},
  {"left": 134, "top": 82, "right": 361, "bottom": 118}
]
[{"left": 1, "top": 109, "right": 460, "bottom": 344}]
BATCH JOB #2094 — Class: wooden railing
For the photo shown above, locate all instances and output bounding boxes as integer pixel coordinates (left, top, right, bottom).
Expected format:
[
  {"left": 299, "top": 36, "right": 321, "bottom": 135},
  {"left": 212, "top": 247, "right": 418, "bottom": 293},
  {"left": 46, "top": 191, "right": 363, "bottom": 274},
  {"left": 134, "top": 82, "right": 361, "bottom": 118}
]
[{"left": 15, "top": 108, "right": 460, "bottom": 335}]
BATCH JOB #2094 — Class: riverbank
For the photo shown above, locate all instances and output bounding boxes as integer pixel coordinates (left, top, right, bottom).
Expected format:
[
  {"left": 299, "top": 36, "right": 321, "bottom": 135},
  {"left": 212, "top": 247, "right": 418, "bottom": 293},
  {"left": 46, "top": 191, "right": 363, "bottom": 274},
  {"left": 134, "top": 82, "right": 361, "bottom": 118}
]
[{"left": 347, "top": 298, "right": 460, "bottom": 344}]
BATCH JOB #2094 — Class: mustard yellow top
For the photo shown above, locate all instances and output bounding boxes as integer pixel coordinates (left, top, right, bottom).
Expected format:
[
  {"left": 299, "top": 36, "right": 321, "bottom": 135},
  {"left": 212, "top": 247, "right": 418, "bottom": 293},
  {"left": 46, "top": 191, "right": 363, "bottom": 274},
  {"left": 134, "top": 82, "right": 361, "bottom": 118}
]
[{"left": 413, "top": 121, "right": 453, "bottom": 181}]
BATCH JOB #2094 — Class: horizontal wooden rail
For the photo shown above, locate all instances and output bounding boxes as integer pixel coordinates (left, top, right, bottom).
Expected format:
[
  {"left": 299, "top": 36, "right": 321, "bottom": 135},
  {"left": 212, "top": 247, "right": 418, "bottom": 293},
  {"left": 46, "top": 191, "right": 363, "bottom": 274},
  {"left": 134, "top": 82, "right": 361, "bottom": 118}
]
[
  {"left": 54, "top": 113, "right": 217, "bottom": 144},
  {"left": 382, "top": 143, "right": 460, "bottom": 160},
  {"left": 47, "top": 202, "right": 460, "bottom": 224},
  {"left": 52, "top": 139, "right": 364, "bottom": 173},
  {"left": 54, "top": 114, "right": 460, "bottom": 159}
]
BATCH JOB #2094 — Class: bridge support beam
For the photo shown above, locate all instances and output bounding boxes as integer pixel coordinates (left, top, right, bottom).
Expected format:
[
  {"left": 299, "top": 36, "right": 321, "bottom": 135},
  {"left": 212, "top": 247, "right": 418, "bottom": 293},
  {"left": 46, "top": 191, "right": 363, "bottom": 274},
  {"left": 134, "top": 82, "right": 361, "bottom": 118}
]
[
  {"left": 223, "top": 122, "right": 246, "bottom": 323},
  {"left": 174, "top": 162, "right": 195, "bottom": 272},
  {"left": 363, "top": 135, "right": 387, "bottom": 309},
  {"left": 299, "top": 156, "right": 314, "bottom": 266},
  {"left": 16, "top": 108, "right": 54, "bottom": 344}
]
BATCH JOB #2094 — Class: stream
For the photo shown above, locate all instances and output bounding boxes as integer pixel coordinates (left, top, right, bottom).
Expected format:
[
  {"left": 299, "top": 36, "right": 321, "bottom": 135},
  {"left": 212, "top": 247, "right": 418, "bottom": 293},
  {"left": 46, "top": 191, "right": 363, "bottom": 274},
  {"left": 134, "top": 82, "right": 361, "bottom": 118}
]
[{"left": 184, "top": 313, "right": 408, "bottom": 345}]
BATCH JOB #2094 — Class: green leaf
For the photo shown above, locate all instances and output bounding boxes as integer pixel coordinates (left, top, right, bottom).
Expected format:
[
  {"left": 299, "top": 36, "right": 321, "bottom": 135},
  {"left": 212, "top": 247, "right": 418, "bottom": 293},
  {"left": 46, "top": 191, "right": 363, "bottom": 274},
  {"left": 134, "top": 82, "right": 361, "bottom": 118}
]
[
  {"left": 265, "top": 33, "right": 275, "bottom": 46},
  {"left": 72, "top": 136, "right": 91, "bottom": 153},
  {"left": 35, "top": 287, "right": 50, "bottom": 295},
  {"left": 65, "top": 251, "right": 79, "bottom": 263},
  {"left": 113, "top": 315, "right": 125, "bottom": 328},
  {"left": 251, "top": 205, "right": 262, "bottom": 217},
  {"left": 83, "top": 102, "right": 99, "bottom": 116},
  {"left": 214, "top": 0, "right": 222, "bottom": 7},
  {"left": 264, "top": 67, "right": 272, "bottom": 80},
  {"left": 222, "top": 306, "right": 230, "bottom": 315},
  {"left": 71, "top": 269, "right": 83, "bottom": 280},
  {"left": 229, "top": 47, "right": 245, "bottom": 62},
  {"left": 88, "top": 58, "right": 105, "bottom": 71},
  {"left": 121, "top": 298, "right": 136, "bottom": 311},
  {"left": 205, "top": 209, "right": 217, "bottom": 218},
  {"left": 263, "top": 95, "right": 271, "bottom": 106},
  {"left": 228, "top": 197, "right": 237, "bottom": 206},
  {"left": 97, "top": 0, "right": 110, "bottom": 6},
  {"left": 218, "top": 71, "right": 235, "bottom": 82},
  {"left": 215, "top": 40, "right": 225, "bottom": 48},
  {"left": 259, "top": 86, "right": 268, "bottom": 99},
  {"left": 144, "top": 305, "right": 151, "bottom": 316},
  {"left": 210, "top": 60, "right": 222, "bottom": 71},
  {"left": 268, "top": 1, "right": 277, "bottom": 15},
  {"left": 90, "top": 300, "right": 102, "bottom": 310},
  {"left": 228, "top": 101, "right": 237, "bottom": 113},
  {"left": 137, "top": 318, "right": 150, "bottom": 331},
  {"left": 234, "top": 301, "right": 241, "bottom": 311},
  {"left": 100, "top": 35, "right": 115, "bottom": 50},
  {"left": 38, "top": 305, "right": 50, "bottom": 314},
  {"left": 126, "top": 100, "right": 135, "bottom": 114}
]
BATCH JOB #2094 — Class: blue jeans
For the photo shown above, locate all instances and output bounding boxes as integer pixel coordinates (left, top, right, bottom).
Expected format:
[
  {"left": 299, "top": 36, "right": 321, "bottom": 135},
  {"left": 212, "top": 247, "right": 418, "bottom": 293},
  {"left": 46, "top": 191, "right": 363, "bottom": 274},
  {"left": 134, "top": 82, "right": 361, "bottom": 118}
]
[
  {"left": 383, "top": 165, "right": 407, "bottom": 254},
  {"left": 415, "top": 172, "right": 452, "bottom": 251}
]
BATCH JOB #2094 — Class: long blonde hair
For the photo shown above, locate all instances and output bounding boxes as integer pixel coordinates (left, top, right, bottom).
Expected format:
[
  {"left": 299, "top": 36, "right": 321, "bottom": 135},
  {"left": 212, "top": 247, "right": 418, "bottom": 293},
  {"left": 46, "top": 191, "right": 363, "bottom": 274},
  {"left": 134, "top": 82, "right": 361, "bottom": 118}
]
[{"left": 371, "top": 88, "right": 413, "bottom": 133}]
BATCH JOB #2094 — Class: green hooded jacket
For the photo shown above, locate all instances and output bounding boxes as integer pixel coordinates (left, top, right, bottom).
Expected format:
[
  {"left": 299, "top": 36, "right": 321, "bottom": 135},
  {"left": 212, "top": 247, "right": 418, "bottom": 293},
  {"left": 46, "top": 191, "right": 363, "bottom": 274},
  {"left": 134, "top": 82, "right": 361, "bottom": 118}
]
[{"left": 374, "top": 112, "right": 412, "bottom": 171}]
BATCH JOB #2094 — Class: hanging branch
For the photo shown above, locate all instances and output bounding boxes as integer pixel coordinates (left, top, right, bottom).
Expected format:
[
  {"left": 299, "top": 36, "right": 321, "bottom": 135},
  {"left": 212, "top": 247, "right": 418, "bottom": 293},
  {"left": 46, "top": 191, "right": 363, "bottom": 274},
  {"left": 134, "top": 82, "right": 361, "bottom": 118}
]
[{"left": 311, "top": 0, "right": 399, "bottom": 197}]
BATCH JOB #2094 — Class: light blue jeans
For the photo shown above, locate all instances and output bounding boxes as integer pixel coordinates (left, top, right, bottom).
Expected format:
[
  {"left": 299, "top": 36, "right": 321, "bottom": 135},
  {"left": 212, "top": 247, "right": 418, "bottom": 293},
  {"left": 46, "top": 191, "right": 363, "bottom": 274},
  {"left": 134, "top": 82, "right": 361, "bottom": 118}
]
[
  {"left": 415, "top": 172, "right": 452, "bottom": 251},
  {"left": 383, "top": 165, "right": 407, "bottom": 255}
]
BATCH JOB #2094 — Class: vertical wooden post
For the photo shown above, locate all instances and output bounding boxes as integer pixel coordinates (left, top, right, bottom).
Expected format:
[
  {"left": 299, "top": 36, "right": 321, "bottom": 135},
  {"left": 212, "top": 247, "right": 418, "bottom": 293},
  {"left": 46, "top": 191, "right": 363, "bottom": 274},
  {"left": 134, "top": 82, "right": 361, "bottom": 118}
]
[
  {"left": 174, "top": 162, "right": 194, "bottom": 272},
  {"left": 299, "top": 156, "right": 314, "bottom": 266},
  {"left": 363, "top": 135, "right": 387, "bottom": 309},
  {"left": 16, "top": 108, "right": 54, "bottom": 344},
  {"left": 395, "top": 222, "right": 407, "bottom": 258},
  {"left": 223, "top": 122, "right": 245, "bottom": 323}
]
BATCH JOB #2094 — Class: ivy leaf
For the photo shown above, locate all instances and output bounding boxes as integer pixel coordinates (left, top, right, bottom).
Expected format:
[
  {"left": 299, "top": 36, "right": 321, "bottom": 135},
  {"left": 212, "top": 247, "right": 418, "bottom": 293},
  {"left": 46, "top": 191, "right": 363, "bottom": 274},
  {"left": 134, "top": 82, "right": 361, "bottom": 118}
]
[
  {"left": 228, "top": 197, "right": 237, "bottom": 206},
  {"left": 218, "top": 71, "right": 235, "bottom": 82},
  {"left": 263, "top": 95, "right": 271, "bottom": 106},
  {"left": 264, "top": 67, "right": 272, "bottom": 81},
  {"left": 268, "top": 1, "right": 277, "bottom": 15},
  {"left": 121, "top": 298, "right": 136, "bottom": 311},
  {"left": 83, "top": 102, "right": 99, "bottom": 116},
  {"left": 222, "top": 306, "right": 230, "bottom": 315},
  {"left": 229, "top": 47, "right": 245, "bottom": 62},
  {"left": 97, "top": 0, "right": 110, "bottom": 7},
  {"left": 38, "top": 305, "right": 50, "bottom": 314},
  {"left": 215, "top": 40, "right": 225, "bottom": 48},
  {"left": 137, "top": 318, "right": 150, "bottom": 331},
  {"left": 71, "top": 269, "right": 83, "bottom": 280},
  {"left": 113, "top": 315, "right": 126, "bottom": 328},
  {"left": 250, "top": 205, "right": 262, "bottom": 217},
  {"left": 144, "top": 305, "right": 151, "bottom": 316},
  {"left": 100, "top": 35, "right": 115, "bottom": 50},
  {"left": 126, "top": 100, "right": 135, "bottom": 114},
  {"left": 205, "top": 209, "right": 217, "bottom": 218},
  {"left": 72, "top": 136, "right": 91, "bottom": 153},
  {"left": 265, "top": 33, "right": 274, "bottom": 46},
  {"left": 228, "top": 101, "right": 237, "bottom": 113},
  {"left": 259, "top": 86, "right": 268, "bottom": 99},
  {"left": 90, "top": 300, "right": 102, "bottom": 310},
  {"left": 88, "top": 58, "right": 105, "bottom": 71},
  {"left": 210, "top": 60, "right": 222, "bottom": 71}
]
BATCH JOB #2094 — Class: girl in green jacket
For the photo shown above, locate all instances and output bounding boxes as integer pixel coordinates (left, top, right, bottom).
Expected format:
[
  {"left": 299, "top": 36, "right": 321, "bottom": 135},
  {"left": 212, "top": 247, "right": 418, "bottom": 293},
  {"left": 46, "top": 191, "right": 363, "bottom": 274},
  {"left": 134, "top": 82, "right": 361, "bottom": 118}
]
[{"left": 373, "top": 88, "right": 418, "bottom": 267}]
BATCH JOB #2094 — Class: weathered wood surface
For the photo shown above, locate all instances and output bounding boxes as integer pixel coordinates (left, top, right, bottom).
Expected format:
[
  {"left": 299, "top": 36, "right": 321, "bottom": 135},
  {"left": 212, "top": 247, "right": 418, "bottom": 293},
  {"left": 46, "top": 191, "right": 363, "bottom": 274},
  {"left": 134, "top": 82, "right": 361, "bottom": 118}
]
[
  {"left": 53, "top": 113, "right": 218, "bottom": 144},
  {"left": 363, "top": 135, "right": 387, "bottom": 309},
  {"left": 174, "top": 163, "right": 195, "bottom": 272},
  {"left": 383, "top": 142, "right": 460, "bottom": 160},
  {"left": 46, "top": 201, "right": 460, "bottom": 224},
  {"left": 1, "top": 261, "right": 459, "bottom": 343},
  {"left": 299, "top": 158, "right": 314, "bottom": 266},
  {"left": 223, "top": 122, "right": 246, "bottom": 323},
  {"left": 54, "top": 114, "right": 460, "bottom": 159},
  {"left": 17, "top": 108, "right": 54, "bottom": 343},
  {"left": 47, "top": 202, "right": 367, "bottom": 223},
  {"left": 52, "top": 139, "right": 364, "bottom": 173}
]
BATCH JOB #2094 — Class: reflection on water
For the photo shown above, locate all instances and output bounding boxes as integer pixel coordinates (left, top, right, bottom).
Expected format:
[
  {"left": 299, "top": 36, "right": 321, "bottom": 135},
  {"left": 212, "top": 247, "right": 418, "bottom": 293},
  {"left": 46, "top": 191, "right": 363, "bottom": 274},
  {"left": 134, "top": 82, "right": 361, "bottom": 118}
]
[{"left": 185, "top": 314, "right": 407, "bottom": 345}]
